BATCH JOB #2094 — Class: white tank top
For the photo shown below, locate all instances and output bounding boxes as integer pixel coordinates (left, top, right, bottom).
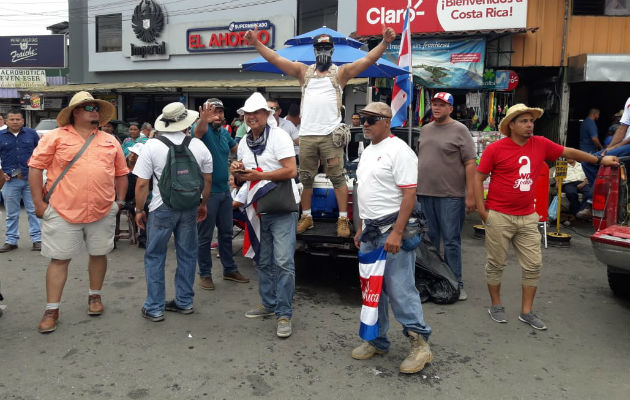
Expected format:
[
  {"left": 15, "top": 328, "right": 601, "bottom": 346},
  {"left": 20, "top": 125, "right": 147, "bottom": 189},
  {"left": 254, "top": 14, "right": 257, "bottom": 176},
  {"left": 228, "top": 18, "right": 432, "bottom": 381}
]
[{"left": 299, "top": 76, "right": 342, "bottom": 136}]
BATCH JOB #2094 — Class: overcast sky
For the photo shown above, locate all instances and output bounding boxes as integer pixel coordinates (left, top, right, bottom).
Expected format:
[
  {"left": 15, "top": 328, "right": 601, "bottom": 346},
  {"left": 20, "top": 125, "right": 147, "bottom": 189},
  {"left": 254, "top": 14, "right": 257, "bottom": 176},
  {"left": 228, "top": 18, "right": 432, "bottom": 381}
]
[{"left": 0, "top": 1, "right": 69, "bottom": 36}]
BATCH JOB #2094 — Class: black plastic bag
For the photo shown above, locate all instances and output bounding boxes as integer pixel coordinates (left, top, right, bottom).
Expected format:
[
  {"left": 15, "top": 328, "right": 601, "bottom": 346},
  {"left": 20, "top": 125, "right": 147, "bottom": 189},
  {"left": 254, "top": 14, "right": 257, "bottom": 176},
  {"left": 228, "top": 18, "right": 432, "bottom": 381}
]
[{"left": 415, "top": 237, "right": 460, "bottom": 304}]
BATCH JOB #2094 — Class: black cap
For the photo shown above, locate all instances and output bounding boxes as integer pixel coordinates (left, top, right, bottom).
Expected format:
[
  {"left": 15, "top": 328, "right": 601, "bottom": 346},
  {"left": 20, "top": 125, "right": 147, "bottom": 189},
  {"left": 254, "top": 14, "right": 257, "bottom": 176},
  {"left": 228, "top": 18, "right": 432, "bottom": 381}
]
[
  {"left": 313, "top": 34, "right": 334, "bottom": 47},
  {"left": 205, "top": 98, "right": 224, "bottom": 108}
]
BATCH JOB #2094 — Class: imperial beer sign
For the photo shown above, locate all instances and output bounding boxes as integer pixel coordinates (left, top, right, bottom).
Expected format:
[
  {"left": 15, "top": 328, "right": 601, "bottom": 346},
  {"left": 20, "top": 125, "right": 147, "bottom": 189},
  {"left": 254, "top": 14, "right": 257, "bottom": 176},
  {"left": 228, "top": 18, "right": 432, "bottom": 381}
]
[
  {"left": 357, "top": 0, "right": 528, "bottom": 35},
  {"left": 187, "top": 20, "right": 275, "bottom": 53},
  {"left": 130, "top": 0, "right": 167, "bottom": 60}
]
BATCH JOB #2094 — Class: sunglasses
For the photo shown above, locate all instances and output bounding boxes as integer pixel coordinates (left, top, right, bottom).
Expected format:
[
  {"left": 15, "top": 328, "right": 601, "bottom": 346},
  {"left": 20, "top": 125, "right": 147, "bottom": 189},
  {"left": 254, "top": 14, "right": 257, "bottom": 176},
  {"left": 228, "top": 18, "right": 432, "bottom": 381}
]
[
  {"left": 360, "top": 116, "right": 388, "bottom": 125},
  {"left": 82, "top": 105, "right": 100, "bottom": 112},
  {"left": 269, "top": 106, "right": 279, "bottom": 111}
]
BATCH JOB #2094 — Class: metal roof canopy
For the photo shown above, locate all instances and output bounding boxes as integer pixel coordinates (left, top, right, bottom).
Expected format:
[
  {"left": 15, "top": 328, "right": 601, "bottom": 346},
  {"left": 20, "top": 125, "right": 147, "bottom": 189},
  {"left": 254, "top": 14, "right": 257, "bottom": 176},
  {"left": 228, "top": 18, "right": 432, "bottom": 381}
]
[
  {"left": 18, "top": 78, "right": 368, "bottom": 94},
  {"left": 568, "top": 54, "right": 630, "bottom": 83}
]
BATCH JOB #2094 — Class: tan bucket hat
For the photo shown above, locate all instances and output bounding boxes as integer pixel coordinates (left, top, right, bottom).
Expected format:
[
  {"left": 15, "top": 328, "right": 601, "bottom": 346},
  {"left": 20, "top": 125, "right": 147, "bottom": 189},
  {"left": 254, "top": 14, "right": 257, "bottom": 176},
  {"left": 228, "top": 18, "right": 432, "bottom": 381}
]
[
  {"left": 56, "top": 91, "right": 116, "bottom": 127},
  {"left": 498, "top": 103, "right": 544, "bottom": 135}
]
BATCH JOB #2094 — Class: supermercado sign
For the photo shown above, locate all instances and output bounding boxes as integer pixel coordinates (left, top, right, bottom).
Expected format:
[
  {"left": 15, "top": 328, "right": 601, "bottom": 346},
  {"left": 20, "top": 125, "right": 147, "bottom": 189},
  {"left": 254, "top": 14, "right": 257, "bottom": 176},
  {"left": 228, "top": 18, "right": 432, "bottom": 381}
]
[
  {"left": 357, "top": 0, "right": 528, "bottom": 35},
  {"left": 0, "top": 69, "right": 46, "bottom": 88},
  {"left": 187, "top": 20, "right": 275, "bottom": 53}
]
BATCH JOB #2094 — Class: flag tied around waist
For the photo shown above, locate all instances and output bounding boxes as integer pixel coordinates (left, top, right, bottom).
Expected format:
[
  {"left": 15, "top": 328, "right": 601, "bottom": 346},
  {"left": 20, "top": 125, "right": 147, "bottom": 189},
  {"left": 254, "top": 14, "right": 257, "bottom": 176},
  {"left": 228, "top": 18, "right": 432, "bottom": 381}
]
[
  {"left": 242, "top": 167, "right": 276, "bottom": 262},
  {"left": 358, "top": 246, "right": 387, "bottom": 341}
]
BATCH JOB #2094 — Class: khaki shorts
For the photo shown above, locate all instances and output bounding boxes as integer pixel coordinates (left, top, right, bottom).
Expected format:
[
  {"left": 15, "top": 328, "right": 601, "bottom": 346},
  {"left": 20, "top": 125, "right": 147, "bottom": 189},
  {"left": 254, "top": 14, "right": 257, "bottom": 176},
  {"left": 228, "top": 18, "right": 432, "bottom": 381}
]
[
  {"left": 298, "top": 134, "right": 345, "bottom": 189},
  {"left": 41, "top": 202, "right": 118, "bottom": 260}
]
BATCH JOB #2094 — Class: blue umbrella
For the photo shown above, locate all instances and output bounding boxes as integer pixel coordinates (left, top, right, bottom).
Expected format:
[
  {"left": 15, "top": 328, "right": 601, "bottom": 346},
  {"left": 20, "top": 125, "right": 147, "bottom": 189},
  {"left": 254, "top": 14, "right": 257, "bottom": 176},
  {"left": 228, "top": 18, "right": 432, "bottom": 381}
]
[
  {"left": 241, "top": 27, "right": 407, "bottom": 78},
  {"left": 284, "top": 26, "right": 363, "bottom": 48}
]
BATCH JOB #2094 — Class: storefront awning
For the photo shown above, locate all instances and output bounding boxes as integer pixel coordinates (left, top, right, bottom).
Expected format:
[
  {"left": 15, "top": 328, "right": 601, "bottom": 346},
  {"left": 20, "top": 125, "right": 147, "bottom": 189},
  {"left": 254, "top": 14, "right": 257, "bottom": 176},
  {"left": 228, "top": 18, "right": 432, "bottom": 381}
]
[
  {"left": 19, "top": 78, "right": 368, "bottom": 94},
  {"left": 568, "top": 54, "right": 630, "bottom": 83}
]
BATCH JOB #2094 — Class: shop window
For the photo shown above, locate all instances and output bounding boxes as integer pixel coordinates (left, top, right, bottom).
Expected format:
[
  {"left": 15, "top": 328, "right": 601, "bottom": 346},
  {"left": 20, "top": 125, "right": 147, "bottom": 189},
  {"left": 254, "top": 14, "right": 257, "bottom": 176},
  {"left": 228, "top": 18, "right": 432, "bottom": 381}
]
[
  {"left": 573, "top": 0, "right": 630, "bottom": 15},
  {"left": 486, "top": 36, "right": 512, "bottom": 68},
  {"left": 298, "top": 0, "right": 338, "bottom": 34},
  {"left": 96, "top": 14, "right": 122, "bottom": 52}
]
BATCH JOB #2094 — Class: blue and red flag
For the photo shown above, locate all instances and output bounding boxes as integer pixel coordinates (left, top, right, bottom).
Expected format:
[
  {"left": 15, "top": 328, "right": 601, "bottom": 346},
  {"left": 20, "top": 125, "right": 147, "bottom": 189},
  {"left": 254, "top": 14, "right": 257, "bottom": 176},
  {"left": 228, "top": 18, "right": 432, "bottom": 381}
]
[
  {"left": 358, "top": 246, "right": 387, "bottom": 341},
  {"left": 390, "top": 2, "right": 412, "bottom": 128}
]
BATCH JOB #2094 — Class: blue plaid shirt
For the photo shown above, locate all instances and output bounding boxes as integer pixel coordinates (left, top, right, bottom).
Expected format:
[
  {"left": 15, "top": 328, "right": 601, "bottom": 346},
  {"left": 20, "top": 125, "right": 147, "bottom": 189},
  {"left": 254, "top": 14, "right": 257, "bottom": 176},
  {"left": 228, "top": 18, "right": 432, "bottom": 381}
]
[{"left": 0, "top": 127, "right": 39, "bottom": 177}]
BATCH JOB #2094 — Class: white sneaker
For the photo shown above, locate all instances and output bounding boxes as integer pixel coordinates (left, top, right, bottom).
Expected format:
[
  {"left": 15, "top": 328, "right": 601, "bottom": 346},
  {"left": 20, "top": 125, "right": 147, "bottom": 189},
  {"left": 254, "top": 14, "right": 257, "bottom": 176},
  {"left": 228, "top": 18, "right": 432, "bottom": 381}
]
[{"left": 458, "top": 288, "right": 468, "bottom": 301}]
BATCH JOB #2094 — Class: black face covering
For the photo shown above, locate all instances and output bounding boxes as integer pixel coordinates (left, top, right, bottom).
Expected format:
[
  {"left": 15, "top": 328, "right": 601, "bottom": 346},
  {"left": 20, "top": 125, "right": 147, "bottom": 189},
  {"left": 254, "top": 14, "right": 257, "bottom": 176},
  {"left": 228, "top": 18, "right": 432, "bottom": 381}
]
[{"left": 314, "top": 46, "right": 334, "bottom": 71}]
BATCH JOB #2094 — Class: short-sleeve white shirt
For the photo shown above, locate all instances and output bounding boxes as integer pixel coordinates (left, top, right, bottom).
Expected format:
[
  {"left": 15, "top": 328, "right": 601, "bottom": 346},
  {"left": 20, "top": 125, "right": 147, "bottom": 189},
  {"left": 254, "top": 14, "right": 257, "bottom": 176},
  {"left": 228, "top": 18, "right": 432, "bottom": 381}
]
[
  {"left": 133, "top": 131, "right": 213, "bottom": 212},
  {"left": 279, "top": 117, "right": 299, "bottom": 154},
  {"left": 357, "top": 135, "right": 418, "bottom": 220},
  {"left": 621, "top": 97, "right": 630, "bottom": 140},
  {"left": 237, "top": 126, "right": 299, "bottom": 203}
]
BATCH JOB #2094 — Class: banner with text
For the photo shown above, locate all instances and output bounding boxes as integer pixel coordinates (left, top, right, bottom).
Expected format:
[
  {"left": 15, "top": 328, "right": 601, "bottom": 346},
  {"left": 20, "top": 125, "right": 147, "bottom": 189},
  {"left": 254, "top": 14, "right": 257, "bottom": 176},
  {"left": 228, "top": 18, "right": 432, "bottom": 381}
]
[
  {"left": 0, "top": 35, "right": 66, "bottom": 68},
  {"left": 0, "top": 69, "right": 46, "bottom": 88},
  {"left": 357, "top": 0, "right": 528, "bottom": 36},
  {"left": 384, "top": 37, "right": 486, "bottom": 89}
]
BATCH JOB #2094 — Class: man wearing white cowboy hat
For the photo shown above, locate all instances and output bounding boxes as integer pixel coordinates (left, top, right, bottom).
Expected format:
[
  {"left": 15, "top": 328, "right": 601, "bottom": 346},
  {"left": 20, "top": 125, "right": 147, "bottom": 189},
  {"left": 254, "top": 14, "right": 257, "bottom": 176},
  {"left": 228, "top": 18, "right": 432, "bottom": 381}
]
[
  {"left": 473, "top": 103, "right": 618, "bottom": 330},
  {"left": 133, "top": 102, "right": 213, "bottom": 322},
  {"left": 28, "top": 91, "right": 129, "bottom": 333}
]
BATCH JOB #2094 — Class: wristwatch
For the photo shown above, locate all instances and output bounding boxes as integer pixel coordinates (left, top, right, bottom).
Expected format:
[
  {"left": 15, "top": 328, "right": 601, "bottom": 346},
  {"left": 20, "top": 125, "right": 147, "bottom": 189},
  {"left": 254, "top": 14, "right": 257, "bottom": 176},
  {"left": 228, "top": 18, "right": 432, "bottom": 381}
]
[
  {"left": 115, "top": 200, "right": 125, "bottom": 208},
  {"left": 135, "top": 208, "right": 145, "bottom": 213},
  {"left": 596, "top": 155, "right": 603, "bottom": 165}
]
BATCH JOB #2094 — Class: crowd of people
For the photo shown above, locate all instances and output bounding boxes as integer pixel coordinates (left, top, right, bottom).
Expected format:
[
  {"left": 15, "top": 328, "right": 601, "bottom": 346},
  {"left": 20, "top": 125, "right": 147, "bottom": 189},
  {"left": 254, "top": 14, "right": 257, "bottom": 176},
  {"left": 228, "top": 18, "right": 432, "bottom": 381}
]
[{"left": 0, "top": 24, "right": 626, "bottom": 376}]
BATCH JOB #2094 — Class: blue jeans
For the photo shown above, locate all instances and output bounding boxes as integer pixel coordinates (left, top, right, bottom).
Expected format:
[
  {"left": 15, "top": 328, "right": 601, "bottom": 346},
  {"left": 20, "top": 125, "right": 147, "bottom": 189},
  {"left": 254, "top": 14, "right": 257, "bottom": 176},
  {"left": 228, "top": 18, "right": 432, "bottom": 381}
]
[
  {"left": 582, "top": 144, "right": 630, "bottom": 202},
  {"left": 197, "top": 191, "right": 237, "bottom": 277},
  {"left": 143, "top": 204, "right": 198, "bottom": 316},
  {"left": 419, "top": 196, "right": 465, "bottom": 288},
  {"left": 257, "top": 212, "right": 298, "bottom": 318},
  {"left": 562, "top": 181, "right": 590, "bottom": 215},
  {"left": 2, "top": 178, "right": 40, "bottom": 245},
  {"left": 360, "top": 230, "right": 432, "bottom": 350}
]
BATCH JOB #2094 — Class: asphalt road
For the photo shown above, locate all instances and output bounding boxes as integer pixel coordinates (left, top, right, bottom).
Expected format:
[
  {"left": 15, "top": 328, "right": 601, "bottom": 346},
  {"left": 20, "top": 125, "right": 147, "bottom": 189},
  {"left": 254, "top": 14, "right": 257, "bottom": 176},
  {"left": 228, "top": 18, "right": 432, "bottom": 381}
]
[{"left": 0, "top": 208, "right": 628, "bottom": 399}]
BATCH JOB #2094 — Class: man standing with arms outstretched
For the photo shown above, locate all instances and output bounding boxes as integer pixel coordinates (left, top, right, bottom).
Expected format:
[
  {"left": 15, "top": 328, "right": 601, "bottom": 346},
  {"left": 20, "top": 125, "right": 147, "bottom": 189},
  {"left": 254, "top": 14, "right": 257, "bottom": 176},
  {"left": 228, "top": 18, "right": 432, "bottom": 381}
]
[{"left": 244, "top": 25, "right": 396, "bottom": 237}]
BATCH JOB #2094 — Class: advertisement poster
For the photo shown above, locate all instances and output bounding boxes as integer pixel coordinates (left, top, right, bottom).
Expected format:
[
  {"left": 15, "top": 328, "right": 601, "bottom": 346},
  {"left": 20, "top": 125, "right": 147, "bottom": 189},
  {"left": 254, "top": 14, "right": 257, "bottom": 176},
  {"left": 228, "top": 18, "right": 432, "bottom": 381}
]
[
  {"left": 0, "top": 35, "right": 66, "bottom": 68},
  {"left": 385, "top": 37, "right": 486, "bottom": 89},
  {"left": 357, "top": 0, "right": 528, "bottom": 36}
]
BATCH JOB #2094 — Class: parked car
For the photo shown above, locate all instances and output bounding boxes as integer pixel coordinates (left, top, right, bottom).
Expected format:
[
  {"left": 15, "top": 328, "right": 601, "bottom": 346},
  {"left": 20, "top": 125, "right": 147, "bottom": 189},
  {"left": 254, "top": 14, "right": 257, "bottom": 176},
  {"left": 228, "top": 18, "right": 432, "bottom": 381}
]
[
  {"left": 590, "top": 156, "right": 630, "bottom": 297},
  {"left": 34, "top": 119, "right": 58, "bottom": 137}
]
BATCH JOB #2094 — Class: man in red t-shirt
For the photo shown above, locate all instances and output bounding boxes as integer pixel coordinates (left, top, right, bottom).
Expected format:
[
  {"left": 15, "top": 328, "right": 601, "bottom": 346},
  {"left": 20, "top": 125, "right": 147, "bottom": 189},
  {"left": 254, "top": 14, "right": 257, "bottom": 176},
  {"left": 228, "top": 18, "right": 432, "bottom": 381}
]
[{"left": 474, "top": 104, "right": 618, "bottom": 330}]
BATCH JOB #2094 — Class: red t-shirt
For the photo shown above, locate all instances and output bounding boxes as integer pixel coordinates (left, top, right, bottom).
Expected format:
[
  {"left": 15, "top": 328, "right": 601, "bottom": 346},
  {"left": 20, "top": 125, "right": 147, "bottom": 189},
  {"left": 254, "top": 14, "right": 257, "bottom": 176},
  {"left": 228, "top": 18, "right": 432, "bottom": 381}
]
[{"left": 477, "top": 136, "right": 564, "bottom": 215}]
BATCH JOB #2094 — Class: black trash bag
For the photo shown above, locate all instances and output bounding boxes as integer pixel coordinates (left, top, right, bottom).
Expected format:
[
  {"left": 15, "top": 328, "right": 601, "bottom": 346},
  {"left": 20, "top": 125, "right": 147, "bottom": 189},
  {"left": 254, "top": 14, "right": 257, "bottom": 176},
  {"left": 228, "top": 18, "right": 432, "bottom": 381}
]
[{"left": 414, "top": 237, "right": 460, "bottom": 304}]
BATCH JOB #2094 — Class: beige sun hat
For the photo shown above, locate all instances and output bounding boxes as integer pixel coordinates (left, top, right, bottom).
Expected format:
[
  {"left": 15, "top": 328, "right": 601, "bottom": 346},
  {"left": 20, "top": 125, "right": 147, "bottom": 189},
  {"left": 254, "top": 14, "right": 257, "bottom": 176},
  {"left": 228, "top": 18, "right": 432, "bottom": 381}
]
[
  {"left": 154, "top": 102, "right": 199, "bottom": 132},
  {"left": 498, "top": 103, "right": 544, "bottom": 136},
  {"left": 56, "top": 91, "right": 116, "bottom": 127},
  {"left": 237, "top": 92, "right": 271, "bottom": 115}
]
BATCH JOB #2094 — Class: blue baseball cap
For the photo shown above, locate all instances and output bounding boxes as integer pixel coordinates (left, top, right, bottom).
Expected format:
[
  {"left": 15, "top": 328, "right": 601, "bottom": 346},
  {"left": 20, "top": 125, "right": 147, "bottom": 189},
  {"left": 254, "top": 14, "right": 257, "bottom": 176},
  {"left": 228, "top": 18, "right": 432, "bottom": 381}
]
[{"left": 433, "top": 92, "right": 454, "bottom": 106}]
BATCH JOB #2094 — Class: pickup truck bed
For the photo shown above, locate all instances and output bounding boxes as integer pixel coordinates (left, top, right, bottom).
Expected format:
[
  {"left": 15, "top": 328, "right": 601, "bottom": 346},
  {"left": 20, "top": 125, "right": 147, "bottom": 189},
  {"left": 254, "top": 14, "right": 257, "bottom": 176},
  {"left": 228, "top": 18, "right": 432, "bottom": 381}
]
[{"left": 295, "top": 218, "right": 357, "bottom": 258}]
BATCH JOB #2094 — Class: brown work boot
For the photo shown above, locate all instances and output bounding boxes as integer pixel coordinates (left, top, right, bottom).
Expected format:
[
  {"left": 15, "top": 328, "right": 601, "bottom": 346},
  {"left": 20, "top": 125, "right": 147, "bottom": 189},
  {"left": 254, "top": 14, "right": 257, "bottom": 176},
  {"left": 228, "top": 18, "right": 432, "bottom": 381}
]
[
  {"left": 337, "top": 216, "right": 351, "bottom": 238},
  {"left": 88, "top": 294, "right": 104, "bottom": 315},
  {"left": 351, "top": 342, "right": 387, "bottom": 360},
  {"left": 223, "top": 271, "right": 250, "bottom": 283},
  {"left": 199, "top": 276, "right": 215, "bottom": 290},
  {"left": 0, "top": 243, "right": 18, "bottom": 253},
  {"left": 38, "top": 309, "right": 59, "bottom": 333},
  {"left": 297, "top": 215, "right": 314, "bottom": 233},
  {"left": 400, "top": 332, "right": 433, "bottom": 374}
]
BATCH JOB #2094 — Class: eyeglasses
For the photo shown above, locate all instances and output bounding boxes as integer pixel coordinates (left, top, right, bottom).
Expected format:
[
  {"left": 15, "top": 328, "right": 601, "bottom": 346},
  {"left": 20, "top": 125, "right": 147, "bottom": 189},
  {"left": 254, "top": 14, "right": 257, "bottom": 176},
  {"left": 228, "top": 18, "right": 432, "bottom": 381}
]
[
  {"left": 82, "top": 105, "right": 100, "bottom": 112},
  {"left": 360, "top": 116, "right": 388, "bottom": 125}
]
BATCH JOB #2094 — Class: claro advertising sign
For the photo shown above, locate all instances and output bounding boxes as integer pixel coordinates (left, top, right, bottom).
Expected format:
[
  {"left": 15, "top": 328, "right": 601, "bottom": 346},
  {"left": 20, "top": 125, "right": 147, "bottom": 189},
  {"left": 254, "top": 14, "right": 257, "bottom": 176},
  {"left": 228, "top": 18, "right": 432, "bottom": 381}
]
[{"left": 357, "top": 0, "right": 528, "bottom": 35}]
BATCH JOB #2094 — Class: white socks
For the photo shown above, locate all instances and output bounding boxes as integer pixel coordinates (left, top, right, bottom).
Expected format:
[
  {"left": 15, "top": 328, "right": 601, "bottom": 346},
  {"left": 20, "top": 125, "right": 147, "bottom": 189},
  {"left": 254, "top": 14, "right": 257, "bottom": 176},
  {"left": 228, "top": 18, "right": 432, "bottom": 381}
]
[
  {"left": 89, "top": 289, "right": 102, "bottom": 296},
  {"left": 339, "top": 211, "right": 348, "bottom": 218},
  {"left": 302, "top": 209, "right": 312, "bottom": 217},
  {"left": 46, "top": 303, "right": 59, "bottom": 310}
]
